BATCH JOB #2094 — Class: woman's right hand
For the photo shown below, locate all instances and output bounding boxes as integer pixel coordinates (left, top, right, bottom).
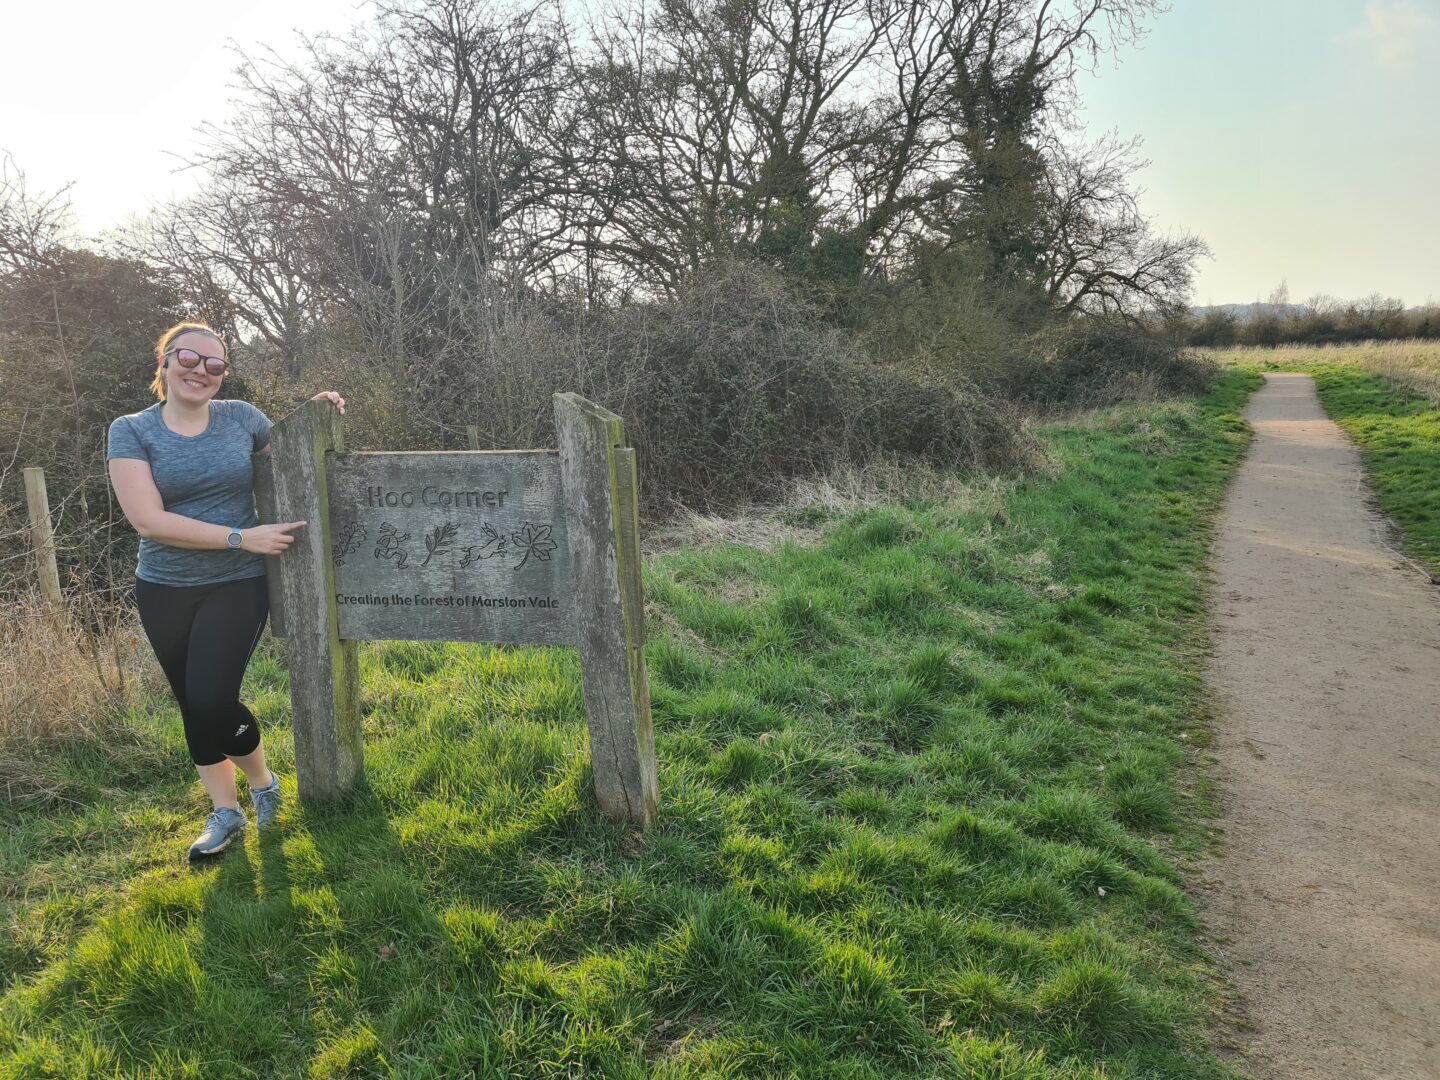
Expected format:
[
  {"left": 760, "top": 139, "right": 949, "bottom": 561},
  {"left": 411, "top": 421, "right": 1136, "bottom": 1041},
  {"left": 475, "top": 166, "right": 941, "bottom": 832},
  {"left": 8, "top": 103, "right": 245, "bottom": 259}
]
[{"left": 241, "top": 521, "right": 307, "bottom": 555}]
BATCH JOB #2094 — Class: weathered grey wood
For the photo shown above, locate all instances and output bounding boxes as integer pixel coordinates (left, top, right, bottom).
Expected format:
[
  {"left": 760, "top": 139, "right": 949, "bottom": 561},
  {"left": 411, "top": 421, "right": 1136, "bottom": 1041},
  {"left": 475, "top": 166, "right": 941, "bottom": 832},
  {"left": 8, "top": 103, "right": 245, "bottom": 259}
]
[
  {"left": 554, "top": 393, "right": 658, "bottom": 827},
  {"left": 23, "top": 468, "right": 63, "bottom": 618},
  {"left": 466, "top": 425, "right": 480, "bottom": 451},
  {"left": 326, "top": 451, "right": 576, "bottom": 645},
  {"left": 251, "top": 452, "right": 287, "bottom": 638},
  {"left": 253, "top": 395, "right": 661, "bottom": 826},
  {"left": 612, "top": 448, "right": 645, "bottom": 641},
  {"left": 267, "top": 399, "right": 362, "bottom": 802}
]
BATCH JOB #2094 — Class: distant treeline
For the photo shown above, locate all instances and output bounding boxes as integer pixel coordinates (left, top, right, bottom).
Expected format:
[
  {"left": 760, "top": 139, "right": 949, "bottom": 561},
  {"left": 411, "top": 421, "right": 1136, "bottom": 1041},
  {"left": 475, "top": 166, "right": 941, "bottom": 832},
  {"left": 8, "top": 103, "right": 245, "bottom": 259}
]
[{"left": 1177, "top": 295, "right": 1440, "bottom": 348}]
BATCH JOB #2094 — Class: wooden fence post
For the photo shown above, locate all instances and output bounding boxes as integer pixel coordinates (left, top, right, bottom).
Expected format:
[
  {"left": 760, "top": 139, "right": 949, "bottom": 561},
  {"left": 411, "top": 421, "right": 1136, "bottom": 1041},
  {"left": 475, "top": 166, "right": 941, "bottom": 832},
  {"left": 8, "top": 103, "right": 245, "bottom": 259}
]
[
  {"left": 554, "top": 393, "right": 658, "bottom": 827},
  {"left": 23, "top": 468, "right": 64, "bottom": 619},
  {"left": 265, "top": 399, "right": 363, "bottom": 802}
]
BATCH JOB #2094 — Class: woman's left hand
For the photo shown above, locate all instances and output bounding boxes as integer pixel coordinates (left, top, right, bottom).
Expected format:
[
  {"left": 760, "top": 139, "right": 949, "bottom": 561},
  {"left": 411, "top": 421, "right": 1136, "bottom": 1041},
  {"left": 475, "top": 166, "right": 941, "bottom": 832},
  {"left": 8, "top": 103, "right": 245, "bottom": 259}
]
[{"left": 311, "top": 390, "right": 345, "bottom": 415}]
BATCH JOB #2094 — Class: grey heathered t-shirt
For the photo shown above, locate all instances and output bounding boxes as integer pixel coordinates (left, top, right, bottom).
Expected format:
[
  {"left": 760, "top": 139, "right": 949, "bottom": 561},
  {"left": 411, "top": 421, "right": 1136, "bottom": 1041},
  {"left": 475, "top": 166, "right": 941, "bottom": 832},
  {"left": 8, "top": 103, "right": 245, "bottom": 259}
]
[{"left": 106, "top": 399, "right": 274, "bottom": 586}]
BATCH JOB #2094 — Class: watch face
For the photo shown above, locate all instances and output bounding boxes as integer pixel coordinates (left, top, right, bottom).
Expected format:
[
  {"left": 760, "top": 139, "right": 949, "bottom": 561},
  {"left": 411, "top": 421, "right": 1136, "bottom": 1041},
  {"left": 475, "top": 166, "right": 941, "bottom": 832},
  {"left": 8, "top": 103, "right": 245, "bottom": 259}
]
[{"left": 228, "top": 530, "right": 242, "bottom": 549}]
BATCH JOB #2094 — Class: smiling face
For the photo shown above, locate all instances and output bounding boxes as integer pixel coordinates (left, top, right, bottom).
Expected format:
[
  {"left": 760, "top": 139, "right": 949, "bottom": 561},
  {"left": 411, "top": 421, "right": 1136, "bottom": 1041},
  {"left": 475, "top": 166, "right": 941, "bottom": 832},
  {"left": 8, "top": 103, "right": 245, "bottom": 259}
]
[{"left": 162, "top": 330, "right": 227, "bottom": 406}]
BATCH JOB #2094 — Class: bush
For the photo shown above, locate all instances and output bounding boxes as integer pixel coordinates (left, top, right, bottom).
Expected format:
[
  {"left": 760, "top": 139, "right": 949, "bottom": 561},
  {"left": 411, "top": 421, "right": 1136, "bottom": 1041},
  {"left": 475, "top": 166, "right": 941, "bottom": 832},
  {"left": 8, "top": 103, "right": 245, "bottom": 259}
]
[
  {"left": 0, "top": 250, "right": 188, "bottom": 599},
  {"left": 379, "top": 261, "right": 1041, "bottom": 513},
  {"left": 591, "top": 266, "right": 1039, "bottom": 509},
  {"left": 1000, "top": 319, "right": 1219, "bottom": 410}
]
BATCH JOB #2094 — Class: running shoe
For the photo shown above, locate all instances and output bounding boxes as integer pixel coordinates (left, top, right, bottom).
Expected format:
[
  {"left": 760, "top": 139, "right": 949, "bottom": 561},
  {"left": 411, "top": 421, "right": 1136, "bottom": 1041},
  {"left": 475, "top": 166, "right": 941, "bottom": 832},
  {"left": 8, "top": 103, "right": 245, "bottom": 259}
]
[
  {"left": 250, "top": 773, "right": 282, "bottom": 828},
  {"left": 188, "top": 807, "right": 247, "bottom": 860}
]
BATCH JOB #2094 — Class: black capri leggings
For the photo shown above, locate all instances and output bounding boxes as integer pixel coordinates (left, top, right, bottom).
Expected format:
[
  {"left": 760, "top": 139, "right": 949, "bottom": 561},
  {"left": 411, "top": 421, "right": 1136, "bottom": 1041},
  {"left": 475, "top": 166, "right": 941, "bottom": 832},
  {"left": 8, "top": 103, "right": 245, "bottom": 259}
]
[{"left": 134, "top": 575, "right": 269, "bottom": 766}]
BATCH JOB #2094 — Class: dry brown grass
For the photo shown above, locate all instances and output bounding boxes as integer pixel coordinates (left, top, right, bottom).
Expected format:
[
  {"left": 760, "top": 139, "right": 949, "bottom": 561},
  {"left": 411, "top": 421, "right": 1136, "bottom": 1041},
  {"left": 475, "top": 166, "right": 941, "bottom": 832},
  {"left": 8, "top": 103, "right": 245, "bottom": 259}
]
[
  {"left": 783, "top": 456, "right": 1028, "bottom": 511},
  {"left": 0, "top": 591, "right": 157, "bottom": 804},
  {"left": 1350, "top": 342, "right": 1440, "bottom": 405},
  {"left": 644, "top": 456, "right": 1024, "bottom": 554},
  {"left": 1206, "top": 340, "right": 1440, "bottom": 406}
]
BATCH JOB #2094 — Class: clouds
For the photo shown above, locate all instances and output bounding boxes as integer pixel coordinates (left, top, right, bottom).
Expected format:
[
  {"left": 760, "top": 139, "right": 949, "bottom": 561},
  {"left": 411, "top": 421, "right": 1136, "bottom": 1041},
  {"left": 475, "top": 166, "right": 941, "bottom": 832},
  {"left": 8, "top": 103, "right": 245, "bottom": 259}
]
[{"left": 1351, "top": 0, "right": 1440, "bottom": 72}]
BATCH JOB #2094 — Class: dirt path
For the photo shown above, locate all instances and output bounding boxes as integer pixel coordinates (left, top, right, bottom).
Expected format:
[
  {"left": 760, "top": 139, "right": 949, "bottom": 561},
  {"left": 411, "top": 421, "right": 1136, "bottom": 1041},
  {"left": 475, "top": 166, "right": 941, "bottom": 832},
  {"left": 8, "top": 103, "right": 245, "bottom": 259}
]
[{"left": 1198, "top": 372, "right": 1440, "bottom": 1079}]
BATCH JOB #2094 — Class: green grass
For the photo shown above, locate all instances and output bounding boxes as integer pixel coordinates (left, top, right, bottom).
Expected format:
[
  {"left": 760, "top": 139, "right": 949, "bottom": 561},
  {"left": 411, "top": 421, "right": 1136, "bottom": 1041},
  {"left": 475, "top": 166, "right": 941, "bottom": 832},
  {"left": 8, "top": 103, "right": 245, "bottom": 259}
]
[
  {"left": 0, "top": 371, "right": 1261, "bottom": 1079},
  {"left": 1308, "top": 365, "right": 1440, "bottom": 578}
]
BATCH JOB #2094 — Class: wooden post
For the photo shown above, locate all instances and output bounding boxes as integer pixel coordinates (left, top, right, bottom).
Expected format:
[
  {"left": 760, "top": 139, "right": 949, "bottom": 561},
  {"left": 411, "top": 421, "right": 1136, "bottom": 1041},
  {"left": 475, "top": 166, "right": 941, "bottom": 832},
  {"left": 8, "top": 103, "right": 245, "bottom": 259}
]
[
  {"left": 251, "top": 453, "right": 287, "bottom": 639},
  {"left": 466, "top": 425, "right": 481, "bottom": 451},
  {"left": 266, "top": 399, "right": 362, "bottom": 802},
  {"left": 23, "top": 468, "right": 64, "bottom": 617},
  {"left": 554, "top": 393, "right": 658, "bottom": 827}
]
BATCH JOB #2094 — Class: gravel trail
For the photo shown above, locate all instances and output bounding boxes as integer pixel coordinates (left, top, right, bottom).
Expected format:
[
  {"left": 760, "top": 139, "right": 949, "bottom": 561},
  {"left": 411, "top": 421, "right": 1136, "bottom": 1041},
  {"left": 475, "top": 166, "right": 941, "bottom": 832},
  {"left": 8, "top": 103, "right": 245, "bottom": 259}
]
[{"left": 1198, "top": 372, "right": 1440, "bottom": 1079}]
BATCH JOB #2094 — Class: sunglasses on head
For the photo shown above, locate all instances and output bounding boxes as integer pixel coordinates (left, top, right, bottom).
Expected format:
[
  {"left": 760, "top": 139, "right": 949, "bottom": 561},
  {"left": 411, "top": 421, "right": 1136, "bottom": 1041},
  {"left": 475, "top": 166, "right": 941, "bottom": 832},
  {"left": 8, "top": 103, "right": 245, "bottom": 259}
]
[{"left": 166, "top": 347, "right": 228, "bottom": 376}]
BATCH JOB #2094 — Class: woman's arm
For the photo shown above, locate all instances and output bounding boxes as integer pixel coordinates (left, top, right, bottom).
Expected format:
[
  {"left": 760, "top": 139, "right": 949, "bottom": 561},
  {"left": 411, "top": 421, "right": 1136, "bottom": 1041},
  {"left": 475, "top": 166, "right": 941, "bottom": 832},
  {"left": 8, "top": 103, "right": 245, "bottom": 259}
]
[
  {"left": 107, "top": 458, "right": 306, "bottom": 555},
  {"left": 109, "top": 459, "right": 229, "bottom": 549}
]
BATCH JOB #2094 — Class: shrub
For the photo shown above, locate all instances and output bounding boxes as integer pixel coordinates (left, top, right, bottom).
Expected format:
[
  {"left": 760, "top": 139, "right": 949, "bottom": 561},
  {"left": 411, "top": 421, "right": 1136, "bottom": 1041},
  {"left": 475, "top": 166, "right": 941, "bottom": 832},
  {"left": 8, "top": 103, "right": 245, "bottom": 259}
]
[
  {"left": 1002, "top": 318, "right": 1219, "bottom": 410},
  {"left": 398, "top": 261, "right": 1041, "bottom": 514}
]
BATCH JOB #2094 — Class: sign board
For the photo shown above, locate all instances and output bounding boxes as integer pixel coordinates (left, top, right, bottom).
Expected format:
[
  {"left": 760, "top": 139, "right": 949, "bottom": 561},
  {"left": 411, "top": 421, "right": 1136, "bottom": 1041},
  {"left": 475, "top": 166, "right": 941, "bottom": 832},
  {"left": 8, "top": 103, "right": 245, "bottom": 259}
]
[
  {"left": 254, "top": 393, "right": 658, "bottom": 827},
  {"left": 326, "top": 451, "right": 576, "bottom": 646}
]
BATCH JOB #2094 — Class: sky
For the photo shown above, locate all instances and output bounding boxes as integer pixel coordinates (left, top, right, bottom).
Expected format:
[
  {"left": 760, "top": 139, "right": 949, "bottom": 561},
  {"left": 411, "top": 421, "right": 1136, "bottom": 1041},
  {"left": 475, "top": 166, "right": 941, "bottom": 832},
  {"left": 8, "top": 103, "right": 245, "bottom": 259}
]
[
  {"left": 0, "top": 0, "right": 371, "bottom": 223},
  {"left": 1078, "top": 0, "right": 1440, "bottom": 308},
  {"left": 1, "top": 0, "right": 1436, "bottom": 307}
]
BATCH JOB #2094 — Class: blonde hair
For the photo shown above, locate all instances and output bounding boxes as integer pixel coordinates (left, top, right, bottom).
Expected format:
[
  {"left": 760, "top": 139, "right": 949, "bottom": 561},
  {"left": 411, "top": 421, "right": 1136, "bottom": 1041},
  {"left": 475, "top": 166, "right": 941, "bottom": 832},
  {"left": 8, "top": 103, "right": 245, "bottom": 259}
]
[{"left": 151, "top": 322, "right": 226, "bottom": 401}]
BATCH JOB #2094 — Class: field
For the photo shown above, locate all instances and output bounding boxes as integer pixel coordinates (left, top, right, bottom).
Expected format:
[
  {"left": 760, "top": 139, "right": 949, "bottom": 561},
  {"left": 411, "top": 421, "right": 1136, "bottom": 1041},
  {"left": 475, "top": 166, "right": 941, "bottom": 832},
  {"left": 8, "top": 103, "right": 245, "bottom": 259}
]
[
  {"left": 1208, "top": 340, "right": 1440, "bottom": 406},
  {"left": 2, "top": 373, "right": 1265, "bottom": 1078}
]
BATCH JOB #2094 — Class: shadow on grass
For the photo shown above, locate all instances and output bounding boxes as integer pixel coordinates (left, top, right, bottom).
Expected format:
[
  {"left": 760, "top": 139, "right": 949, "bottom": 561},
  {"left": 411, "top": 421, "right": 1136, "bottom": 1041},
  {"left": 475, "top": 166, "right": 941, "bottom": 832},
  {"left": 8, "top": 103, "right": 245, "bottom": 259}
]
[{"left": 189, "top": 778, "right": 481, "bottom": 1078}]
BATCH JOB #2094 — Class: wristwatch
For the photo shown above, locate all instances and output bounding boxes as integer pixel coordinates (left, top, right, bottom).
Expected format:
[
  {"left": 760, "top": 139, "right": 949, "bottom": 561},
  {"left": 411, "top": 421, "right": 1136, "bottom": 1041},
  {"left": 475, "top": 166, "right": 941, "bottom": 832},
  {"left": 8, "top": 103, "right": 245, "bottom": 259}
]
[{"left": 226, "top": 527, "right": 244, "bottom": 550}]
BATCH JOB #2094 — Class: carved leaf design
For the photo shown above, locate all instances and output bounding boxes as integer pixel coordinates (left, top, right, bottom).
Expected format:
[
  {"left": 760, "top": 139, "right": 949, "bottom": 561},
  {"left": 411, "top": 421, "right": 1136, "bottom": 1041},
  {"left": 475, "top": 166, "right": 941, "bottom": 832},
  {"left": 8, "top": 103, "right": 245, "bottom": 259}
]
[
  {"left": 511, "top": 522, "right": 559, "bottom": 569},
  {"left": 422, "top": 521, "right": 459, "bottom": 566},
  {"left": 331, "top": 521, "right": 367, "bottom": 566}
]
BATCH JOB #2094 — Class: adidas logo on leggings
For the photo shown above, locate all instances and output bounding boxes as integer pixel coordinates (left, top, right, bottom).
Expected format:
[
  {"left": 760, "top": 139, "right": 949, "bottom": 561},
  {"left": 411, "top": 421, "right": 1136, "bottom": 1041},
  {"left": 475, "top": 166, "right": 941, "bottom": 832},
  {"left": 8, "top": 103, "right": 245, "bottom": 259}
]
[{"left": 235, "top": 724, "right": 249, "bottom": 737}]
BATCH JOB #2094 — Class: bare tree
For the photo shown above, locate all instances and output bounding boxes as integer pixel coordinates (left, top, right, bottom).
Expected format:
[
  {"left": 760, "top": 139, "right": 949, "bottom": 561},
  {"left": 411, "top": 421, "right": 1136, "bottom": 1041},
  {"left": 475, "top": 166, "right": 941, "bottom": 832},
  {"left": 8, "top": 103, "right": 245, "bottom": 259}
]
[
  {"left": 126, "top": 0, "right": 1193, "bottom": 319},
  {"left": 566, "top": 0, "right": 904, "bottom": 291},
  {"left": 124, "top": 184, "right": 312, "bottom": 366},
  {"left": 1038, "top": 134, "right": 1208, "bottom": 318},
  {"left": 1346, "top": 293, "right": 1408, "bottom": 339},
  {"left": 130, "top": 0, "right": 577, "bottom": 364},
  {"left": 569, "top": 0, "right": 1178, "bottom": 298},
  {"left": 0, "top": 154, "right": 73, "bottom": 274}
]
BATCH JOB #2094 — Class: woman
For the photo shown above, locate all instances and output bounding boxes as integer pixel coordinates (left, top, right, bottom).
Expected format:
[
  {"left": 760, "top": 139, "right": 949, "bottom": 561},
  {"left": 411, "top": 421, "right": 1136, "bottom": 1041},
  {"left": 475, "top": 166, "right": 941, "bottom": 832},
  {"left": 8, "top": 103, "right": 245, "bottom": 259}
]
[{"left": 107, "top": 322, "right": 344, "bottom": 860}]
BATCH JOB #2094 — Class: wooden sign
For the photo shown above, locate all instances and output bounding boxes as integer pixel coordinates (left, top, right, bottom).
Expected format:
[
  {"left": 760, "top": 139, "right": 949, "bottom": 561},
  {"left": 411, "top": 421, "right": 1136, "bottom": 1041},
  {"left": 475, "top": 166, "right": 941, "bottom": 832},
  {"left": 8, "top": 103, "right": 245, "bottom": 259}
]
[
  {"left": 254, "top": 394, "right": 658, "bottom": 827},
  {"left": 326, "top": 452, "right": 576, "bottom": 646}
]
